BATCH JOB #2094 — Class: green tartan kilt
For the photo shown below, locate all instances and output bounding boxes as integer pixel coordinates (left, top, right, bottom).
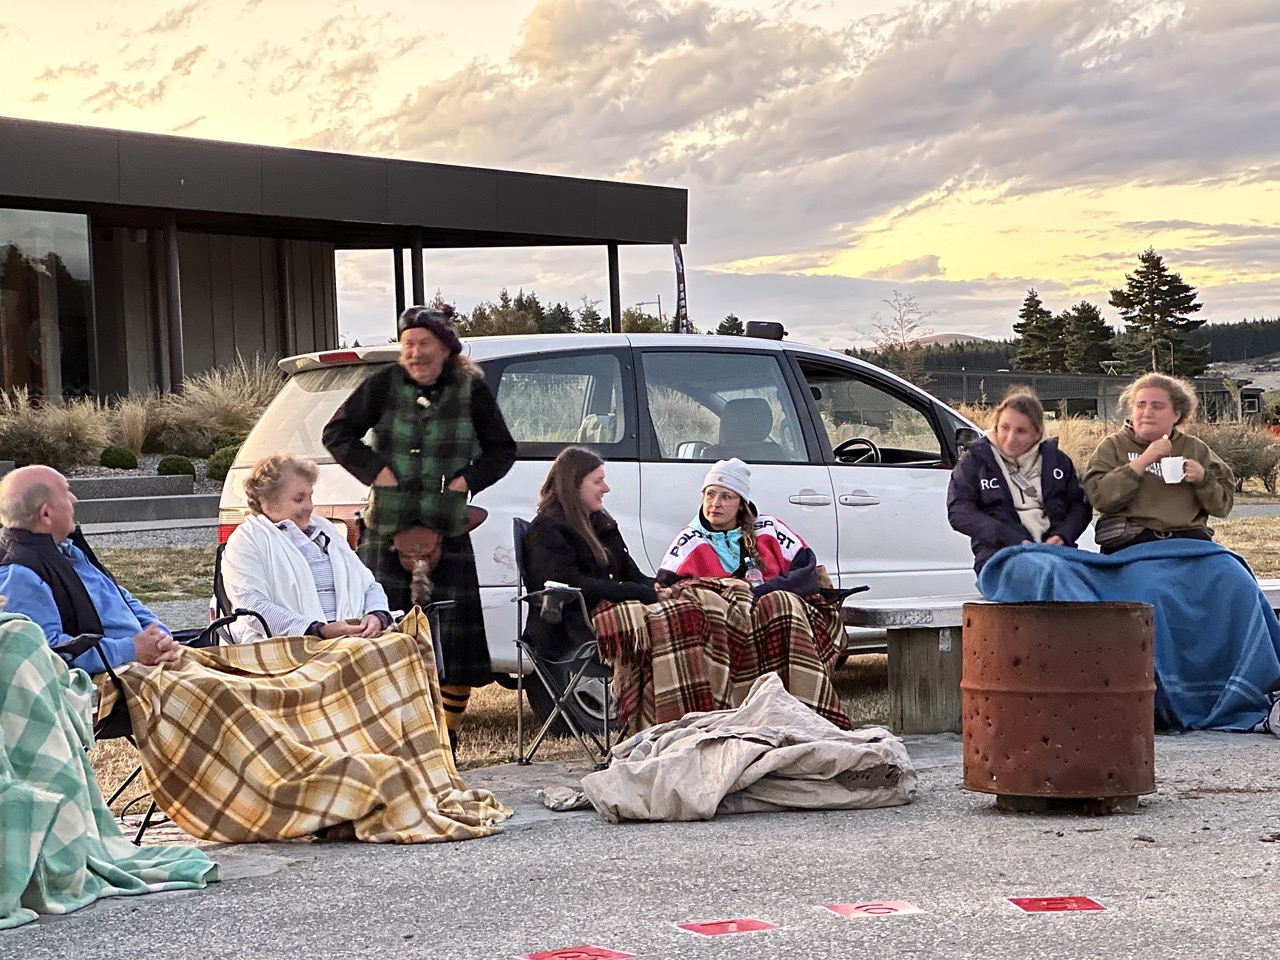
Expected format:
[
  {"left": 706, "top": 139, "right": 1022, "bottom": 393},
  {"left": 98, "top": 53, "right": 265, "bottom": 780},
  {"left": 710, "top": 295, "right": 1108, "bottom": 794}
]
[{"left": 359, "top": 529, "right": 493, "bottom": 687}]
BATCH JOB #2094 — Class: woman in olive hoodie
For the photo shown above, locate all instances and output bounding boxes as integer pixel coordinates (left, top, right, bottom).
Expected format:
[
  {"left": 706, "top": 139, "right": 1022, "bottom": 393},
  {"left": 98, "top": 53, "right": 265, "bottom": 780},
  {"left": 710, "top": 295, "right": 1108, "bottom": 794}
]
[{"left": 1083, "top": 373, "right": 1235, "bottom": 554}]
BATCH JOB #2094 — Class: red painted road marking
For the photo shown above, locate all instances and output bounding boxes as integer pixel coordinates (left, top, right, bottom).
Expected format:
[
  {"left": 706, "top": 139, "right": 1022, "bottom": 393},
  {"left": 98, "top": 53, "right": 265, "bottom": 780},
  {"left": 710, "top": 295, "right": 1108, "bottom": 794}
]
[
  {"left": 826, "top": 901, "right": 925, "bottom": 918},
  {"left": 677, "top": 917, "right": 778, "bottom": 936},
  {"left": 519, "top": 946, "right": 635, "bottom": 960},
  {"left": 1008, "top": 896, "right": 1106, "bottom": 913}
]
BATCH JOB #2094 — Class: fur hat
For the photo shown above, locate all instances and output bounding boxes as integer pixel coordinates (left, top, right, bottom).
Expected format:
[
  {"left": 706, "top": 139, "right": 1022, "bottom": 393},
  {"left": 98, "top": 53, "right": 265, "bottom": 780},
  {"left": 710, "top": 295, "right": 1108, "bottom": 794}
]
[
  {"left": 397, "top": 304, "right": 462, "bottom": 355},
  {"left": 702, "top": 458, "right": 751, "bottom": 502}
]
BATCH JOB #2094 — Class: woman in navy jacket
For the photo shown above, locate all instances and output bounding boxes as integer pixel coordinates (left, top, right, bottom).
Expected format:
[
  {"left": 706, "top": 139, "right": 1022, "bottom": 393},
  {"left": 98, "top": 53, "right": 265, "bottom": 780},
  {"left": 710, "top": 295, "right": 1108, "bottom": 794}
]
[{"left": 947, "top": 389, "right": 1092, "bottom": 573}]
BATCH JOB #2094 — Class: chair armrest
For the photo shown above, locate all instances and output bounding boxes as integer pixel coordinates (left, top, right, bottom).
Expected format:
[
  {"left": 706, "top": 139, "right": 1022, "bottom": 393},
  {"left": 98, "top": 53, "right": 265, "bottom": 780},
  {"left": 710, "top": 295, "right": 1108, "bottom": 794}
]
[{"left": 51, "top": 632, "right": 107, "bottom": 661}]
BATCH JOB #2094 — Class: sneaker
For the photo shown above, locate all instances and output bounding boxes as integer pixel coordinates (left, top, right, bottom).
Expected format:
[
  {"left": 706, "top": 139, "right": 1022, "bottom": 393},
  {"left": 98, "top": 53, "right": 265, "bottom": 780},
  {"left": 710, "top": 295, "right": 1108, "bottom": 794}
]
[{"left": 1268, "top": 696, "right": 1280, "bottom": 739}]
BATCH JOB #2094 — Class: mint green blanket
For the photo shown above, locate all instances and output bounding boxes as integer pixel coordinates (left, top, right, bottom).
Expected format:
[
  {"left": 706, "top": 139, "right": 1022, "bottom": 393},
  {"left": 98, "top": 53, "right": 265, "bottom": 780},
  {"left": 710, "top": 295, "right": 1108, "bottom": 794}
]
[{"left": 0, "top": 611, "right": 218, "bottom": 929}]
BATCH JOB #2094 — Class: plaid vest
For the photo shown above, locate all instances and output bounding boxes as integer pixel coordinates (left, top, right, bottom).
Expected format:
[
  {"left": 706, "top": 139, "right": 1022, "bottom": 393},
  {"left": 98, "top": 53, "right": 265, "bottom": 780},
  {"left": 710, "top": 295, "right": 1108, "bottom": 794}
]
[{"left": 365, "top": 367, "right": 477, "bottom": 537}]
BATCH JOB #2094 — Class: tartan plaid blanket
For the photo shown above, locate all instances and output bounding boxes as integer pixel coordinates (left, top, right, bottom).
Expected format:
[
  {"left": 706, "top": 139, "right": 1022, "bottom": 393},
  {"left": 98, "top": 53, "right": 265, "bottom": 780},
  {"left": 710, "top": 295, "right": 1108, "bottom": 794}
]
[
  {"left": 0, "top": 611, "right": 216, "bottom": 930},
  {"left": 593, "top": 578, "right": 851, "bottom": 731},
  {"left": 116, "top": 608, "right": 511, "bottom": 843}
]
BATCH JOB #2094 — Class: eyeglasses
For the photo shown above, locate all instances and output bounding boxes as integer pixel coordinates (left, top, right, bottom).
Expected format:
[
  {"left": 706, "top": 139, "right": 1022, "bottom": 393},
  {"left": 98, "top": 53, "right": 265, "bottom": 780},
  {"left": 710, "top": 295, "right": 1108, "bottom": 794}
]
[{"left": 702, "top": 490, "right": 741, "bottom": 505}]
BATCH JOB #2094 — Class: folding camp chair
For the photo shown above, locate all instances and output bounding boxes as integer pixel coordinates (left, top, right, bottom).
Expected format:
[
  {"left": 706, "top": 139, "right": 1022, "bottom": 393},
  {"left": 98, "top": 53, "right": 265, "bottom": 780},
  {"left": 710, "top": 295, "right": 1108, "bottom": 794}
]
[
  {"left": 511, "top": 517, "right": 613, "bottom": 769},
  {"left": 52, "top": 607, "right": 267, "bottom": 843}
]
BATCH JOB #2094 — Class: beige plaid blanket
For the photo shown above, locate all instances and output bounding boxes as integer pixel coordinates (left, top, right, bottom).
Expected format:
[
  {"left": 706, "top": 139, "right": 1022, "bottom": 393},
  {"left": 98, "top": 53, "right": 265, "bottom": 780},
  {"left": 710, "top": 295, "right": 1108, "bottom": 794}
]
[
  {"left": 115, "top": 609, "right": 511, "bottom": 843},
  {"left": 594, "top": 578, "right": 850, "bottom": 732}
]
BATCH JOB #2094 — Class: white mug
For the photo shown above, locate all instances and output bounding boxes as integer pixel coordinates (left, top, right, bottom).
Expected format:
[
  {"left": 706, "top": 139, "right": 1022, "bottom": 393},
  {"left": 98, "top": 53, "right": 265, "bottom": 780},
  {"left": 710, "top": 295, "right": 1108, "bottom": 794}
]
[{"left": 1160, "top": 456, "right": 1186, "bottom": 484}]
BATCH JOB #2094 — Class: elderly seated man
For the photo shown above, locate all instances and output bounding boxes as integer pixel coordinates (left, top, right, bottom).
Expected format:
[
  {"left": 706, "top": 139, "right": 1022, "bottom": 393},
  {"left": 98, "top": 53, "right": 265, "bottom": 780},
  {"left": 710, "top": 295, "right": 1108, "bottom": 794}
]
[
  {"left": 0, "top": 466, "right": 181, "bottom": 673},
  {"left": 0, "top": 465, "right": 511, "bottom": 846}
]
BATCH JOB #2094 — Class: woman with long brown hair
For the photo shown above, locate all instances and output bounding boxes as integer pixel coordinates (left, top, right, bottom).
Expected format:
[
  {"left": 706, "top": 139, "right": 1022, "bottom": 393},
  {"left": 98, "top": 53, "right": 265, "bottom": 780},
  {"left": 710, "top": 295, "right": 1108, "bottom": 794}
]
[{"left": 522, "top": 447, "right": 662, "bottom": 660}]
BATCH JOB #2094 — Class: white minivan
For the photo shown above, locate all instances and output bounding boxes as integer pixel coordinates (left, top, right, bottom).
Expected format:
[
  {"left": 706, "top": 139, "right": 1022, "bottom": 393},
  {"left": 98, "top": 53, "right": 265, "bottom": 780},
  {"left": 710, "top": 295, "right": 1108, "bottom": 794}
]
[{"left": 218, "top": 330, "right": 983, "bottom": 707}]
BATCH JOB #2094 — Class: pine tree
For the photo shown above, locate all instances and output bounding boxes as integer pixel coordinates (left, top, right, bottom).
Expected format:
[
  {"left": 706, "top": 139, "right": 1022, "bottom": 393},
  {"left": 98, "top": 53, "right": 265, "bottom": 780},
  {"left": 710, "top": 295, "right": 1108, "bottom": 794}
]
[
  {"left": 1012, "top": 289, "right": 1065, "bottom": 371},
  {"left": 716, "top": 313, "right": 744, "bottom": 336},
  {"left": 1062, "top": 301, "right": 1115, "bottom": 374},
  {"left": 574, "top": 296, "right": 609, "bottom": 334},
  {"left": 1108, "top": 248, "right": 1209, "bottom": 376}
]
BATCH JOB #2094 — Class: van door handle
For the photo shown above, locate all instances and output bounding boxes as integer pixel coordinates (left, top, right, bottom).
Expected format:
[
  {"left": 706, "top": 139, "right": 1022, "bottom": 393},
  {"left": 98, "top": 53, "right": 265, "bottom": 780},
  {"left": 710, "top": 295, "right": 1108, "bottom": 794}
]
[
  {"left": 789, "top": 492, "right": 833, "bottom": 506},
  {"left": 839, "top": 491, "right": 881, "bottom": 506}
]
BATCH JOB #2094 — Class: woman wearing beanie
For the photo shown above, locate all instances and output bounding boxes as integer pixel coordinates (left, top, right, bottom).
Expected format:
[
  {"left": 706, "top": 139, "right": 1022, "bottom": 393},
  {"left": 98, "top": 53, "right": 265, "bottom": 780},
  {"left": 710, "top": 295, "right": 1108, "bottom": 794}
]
[
  {"left": 590, "top": 456, "right": 848, "bottom": 731},
  {"left": 657, "top": 458, "right": 821, "bottom": 597},
  {"left": 322, "top": 303, "right": 517, "bottom": 754}
]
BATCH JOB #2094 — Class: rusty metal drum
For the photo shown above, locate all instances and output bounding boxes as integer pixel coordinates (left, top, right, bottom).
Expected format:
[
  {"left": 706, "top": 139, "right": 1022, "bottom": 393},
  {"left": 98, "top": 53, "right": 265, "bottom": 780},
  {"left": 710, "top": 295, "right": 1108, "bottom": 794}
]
[{"left": 961, "top": 601, "right": 1156, "bottom": 801}]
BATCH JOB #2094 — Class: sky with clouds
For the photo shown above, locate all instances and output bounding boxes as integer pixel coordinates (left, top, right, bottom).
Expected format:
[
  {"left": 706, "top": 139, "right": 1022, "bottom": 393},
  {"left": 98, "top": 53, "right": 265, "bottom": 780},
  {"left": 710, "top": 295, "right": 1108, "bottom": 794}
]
[{"left": 3, "top": 0, "right": 1277, "bottom": 350}]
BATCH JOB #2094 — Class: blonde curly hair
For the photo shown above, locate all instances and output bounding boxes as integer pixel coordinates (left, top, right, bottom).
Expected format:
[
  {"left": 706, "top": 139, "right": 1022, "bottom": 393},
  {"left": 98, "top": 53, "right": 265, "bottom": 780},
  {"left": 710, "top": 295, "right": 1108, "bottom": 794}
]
[{"left": 1120, "top": 373, "right": 1199, "bottom": 425}]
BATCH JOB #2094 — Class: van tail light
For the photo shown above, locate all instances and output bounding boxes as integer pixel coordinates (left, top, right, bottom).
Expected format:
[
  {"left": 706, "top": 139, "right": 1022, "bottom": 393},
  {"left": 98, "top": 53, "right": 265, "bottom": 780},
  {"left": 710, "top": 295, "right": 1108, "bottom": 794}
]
[
  {"left": 218, "top": 507, "right": 249, "bottom": 544},
  {"left": 317, "top": 350, "right": 361, "bottom": 364}
]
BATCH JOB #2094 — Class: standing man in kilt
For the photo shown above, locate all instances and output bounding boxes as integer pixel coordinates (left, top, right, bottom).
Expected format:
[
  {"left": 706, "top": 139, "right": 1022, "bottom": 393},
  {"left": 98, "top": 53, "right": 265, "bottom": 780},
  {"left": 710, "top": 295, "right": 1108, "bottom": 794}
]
[{"left": 323, "top": 304, "right": 516, "bottom": 753}]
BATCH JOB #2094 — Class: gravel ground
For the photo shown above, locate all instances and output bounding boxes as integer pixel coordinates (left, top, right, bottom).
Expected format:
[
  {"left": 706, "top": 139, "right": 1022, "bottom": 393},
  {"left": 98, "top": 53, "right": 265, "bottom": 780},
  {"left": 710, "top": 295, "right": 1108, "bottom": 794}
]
[
  {"left": 67, "top": 454, "right": 224, "bottom": 495},
  {"left": 86, "top": 525, "right": 219, "bottom": 550}
]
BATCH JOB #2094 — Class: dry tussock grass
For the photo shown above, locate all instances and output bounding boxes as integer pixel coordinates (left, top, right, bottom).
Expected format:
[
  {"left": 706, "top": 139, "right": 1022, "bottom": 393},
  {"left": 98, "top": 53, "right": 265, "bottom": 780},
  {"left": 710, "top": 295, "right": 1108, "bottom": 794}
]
[
  {"left": 111, "top": 392, "right": 166, "bottom": 454},
  {"left": 161, "top": 355, "right": 283, "bottom": 455},
  {"left": 0, "top": 388, "right": 111, "bottom": 469}
]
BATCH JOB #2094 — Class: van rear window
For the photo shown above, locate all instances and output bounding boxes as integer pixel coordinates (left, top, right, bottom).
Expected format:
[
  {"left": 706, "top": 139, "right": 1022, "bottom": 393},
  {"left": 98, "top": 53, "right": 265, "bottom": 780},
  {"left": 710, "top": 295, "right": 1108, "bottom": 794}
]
[{"left": 235, "top": 364, "right": 391, "bottom": 466}]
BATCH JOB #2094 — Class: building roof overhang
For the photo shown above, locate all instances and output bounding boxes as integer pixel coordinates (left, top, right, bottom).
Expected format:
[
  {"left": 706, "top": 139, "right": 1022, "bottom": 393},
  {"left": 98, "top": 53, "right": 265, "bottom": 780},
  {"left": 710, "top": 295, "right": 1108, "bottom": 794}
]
[{"left": 0, "top": 117, "right": 687, "bottom": 249}]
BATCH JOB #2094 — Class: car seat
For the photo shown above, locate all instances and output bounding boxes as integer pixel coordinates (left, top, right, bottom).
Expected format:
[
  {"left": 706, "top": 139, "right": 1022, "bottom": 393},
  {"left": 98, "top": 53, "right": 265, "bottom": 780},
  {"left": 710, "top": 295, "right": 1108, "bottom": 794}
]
[{"left": 705, "top": 397, "right": 787, "bottom": 461}]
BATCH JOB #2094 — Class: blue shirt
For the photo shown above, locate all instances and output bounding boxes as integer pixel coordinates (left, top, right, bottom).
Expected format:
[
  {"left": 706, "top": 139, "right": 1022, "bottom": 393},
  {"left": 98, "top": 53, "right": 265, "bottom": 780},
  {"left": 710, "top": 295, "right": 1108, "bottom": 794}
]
[{"left": 0, "top": 538, "right": 167, "bottom": 673}]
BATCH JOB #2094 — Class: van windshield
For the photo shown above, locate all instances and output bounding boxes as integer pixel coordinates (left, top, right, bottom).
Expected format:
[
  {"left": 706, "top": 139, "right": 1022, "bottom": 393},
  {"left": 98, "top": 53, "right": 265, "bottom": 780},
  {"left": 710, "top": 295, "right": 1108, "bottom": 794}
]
[{"left": 235, "top": 363, "right": 391, "bottom": 466}]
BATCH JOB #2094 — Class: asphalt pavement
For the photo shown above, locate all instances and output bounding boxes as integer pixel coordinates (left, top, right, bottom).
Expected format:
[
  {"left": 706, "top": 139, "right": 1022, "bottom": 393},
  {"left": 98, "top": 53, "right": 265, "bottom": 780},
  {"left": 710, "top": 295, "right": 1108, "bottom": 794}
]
[{"left": 10, "top": 730, "right": 1280, "bottom": 959}]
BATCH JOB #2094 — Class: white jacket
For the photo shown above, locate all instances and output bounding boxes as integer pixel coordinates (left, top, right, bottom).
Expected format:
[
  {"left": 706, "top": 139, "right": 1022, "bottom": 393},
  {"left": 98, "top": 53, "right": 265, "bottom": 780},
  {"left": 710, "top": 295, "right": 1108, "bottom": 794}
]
[{"left": 221, "top": 513, "right": 379, "bottom": 643}]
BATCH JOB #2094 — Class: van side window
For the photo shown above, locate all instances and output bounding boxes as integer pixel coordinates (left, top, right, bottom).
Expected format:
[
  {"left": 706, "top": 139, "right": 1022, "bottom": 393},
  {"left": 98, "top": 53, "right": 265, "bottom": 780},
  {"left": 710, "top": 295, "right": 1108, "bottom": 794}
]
[
  {"left": 640, "top": 351, "right": 807, "bottom": 462},
  {"left": 797, "top": 361, "right": 944, "bottom": 466},
  {"left": 495, "top": 353, "right": 626, "bottom": 445}
]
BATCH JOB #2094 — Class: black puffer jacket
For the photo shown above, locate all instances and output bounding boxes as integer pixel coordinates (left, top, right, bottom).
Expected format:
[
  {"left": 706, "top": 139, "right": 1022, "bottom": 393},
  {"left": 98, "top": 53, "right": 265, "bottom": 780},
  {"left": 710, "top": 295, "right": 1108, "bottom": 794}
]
[{"left": 522, "top": 509, "right": 656, "bottom": 659}]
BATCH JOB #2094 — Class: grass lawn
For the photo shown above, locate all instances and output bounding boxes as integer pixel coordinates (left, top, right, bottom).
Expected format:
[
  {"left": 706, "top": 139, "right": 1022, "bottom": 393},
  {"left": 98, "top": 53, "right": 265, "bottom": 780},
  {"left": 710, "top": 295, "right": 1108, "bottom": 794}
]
[{"left": 97, "top": 546, "right": 217, "bottom": 603}]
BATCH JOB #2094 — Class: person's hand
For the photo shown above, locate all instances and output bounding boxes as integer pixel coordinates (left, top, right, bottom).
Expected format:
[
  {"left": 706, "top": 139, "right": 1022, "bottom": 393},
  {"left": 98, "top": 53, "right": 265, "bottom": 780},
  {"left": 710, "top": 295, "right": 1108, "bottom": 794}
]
[
  {"left": 1045, "top": 535, "right": 1066, "bottom": 546},
  {"left": 134, "top": 623, "right": 181, "bottom": 666},
  {"left": 319, "top": 620, "right": 364, "bottom": 639},
  {"left": 446, "top": 475, "right": 469, "bottom": 494},
  {"left": 655, "top": 585, "right": 674, "bottom": 601},
  {"left": 357, "top": 614, "right": 384, "bottom": 638},
  {"left": 1182, "top": 459, "right": 1205, "bottom": 484},
  {"left": 374, "top": 467, "right": 398, "bottom": 487},
  {"left": 1131, "top": 434, "right": 1173, "bottom": 474}
]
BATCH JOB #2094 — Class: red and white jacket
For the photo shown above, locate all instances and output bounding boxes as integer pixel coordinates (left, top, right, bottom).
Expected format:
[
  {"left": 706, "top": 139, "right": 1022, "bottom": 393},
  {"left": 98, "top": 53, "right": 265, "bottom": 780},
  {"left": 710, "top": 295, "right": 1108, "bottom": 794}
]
[{"left": 657, "top": 515, "right": 808, "bottom": 582}]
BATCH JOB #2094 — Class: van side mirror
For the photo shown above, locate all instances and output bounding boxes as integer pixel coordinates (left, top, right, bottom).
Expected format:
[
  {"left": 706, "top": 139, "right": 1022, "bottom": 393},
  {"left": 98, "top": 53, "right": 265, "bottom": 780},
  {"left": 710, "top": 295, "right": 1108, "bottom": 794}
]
[{"left": 955, "top": 427, "right": 980, "bottom": 449}]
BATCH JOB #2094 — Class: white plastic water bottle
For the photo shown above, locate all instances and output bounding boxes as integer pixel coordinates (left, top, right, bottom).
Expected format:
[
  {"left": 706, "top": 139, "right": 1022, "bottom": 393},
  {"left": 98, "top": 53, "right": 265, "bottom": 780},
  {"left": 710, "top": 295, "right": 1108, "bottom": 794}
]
[{"left": 743, "top": 558, "right": 765, "bottom": 586}]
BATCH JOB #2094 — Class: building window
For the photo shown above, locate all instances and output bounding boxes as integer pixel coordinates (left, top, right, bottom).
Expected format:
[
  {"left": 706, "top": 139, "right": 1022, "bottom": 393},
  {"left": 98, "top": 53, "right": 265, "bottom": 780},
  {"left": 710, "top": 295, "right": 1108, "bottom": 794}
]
[{"left": 0, "top": 209, "right": 93, "bottom": 398}]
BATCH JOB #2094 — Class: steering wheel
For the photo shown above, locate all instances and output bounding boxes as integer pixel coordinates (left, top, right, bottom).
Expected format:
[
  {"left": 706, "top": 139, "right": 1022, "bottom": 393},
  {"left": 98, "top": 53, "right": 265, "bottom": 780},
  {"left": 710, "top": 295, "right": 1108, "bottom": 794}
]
[{"left": 833, "top": 436, "right": 881, "bottom": 464}]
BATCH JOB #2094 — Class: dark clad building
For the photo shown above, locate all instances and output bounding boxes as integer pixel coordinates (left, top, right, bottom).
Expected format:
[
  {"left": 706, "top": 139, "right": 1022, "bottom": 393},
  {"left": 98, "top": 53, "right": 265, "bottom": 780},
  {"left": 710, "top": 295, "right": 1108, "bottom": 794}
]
[{"left": 0, "top": 116, "right": 687, "bottom": 399}]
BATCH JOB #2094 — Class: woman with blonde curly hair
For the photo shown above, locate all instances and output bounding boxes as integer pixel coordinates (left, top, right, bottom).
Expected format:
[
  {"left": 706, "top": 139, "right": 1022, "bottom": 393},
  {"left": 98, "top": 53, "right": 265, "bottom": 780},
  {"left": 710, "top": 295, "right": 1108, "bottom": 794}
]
[
  {"left": 221, "top": 452, "right": 392, "bottom": 643},
  {"left": 1083, "top": 373, "right": 1234, "bottom": 553}
]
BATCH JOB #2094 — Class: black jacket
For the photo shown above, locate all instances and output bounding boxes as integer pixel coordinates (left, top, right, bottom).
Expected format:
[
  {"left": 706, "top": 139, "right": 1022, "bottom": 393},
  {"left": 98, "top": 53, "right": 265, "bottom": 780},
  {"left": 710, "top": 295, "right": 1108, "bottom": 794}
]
[
  {"left": 947, "top": 436, "right": 1092, "bottom": 573},
  {"left": 522, "top": 509, "right": 656, "bottom": 659},
  {"left": 322, "top": 363, "right": 517, "bottom": 495}
]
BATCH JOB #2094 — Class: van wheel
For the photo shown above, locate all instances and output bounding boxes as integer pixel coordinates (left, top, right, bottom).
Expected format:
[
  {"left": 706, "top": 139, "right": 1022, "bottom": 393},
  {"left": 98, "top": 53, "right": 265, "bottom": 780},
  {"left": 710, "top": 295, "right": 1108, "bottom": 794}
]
[{"left": 523, "top": 665, "right": 618, "bottom": 739}]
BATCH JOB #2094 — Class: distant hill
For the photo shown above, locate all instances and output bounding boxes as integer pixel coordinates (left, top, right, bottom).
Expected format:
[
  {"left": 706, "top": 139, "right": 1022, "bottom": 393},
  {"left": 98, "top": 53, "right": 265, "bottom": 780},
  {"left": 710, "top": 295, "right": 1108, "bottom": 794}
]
[{"left": 913, "top": 332, "right": 990, "bottom": 348}]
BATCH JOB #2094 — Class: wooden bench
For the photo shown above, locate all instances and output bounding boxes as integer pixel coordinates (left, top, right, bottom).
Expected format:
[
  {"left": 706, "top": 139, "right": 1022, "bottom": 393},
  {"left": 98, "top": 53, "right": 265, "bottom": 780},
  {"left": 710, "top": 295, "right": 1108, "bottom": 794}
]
[{"left": 843, "top": 578, "right": 1280, "bottom": 736}]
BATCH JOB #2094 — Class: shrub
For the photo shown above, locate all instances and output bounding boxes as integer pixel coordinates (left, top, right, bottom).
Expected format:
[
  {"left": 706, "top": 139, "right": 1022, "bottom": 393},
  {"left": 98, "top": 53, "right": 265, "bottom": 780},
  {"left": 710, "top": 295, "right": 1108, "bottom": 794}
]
[
  {"left": 206, "top": 445, "right": 239, "bottom": 483},
  {"left": 1184, "top": 421, "right": 1280, "bottom": 492},
  {"left": 157, "top": 454, "right": 196, "bottom": 477},
  {"left": 211, "top": 428, "right": 249, "bottom": 452},
  {"left": 111, "top": 392, "right": 166, "bottom": 455},
  {"left": 160, "top": 356, "right": 282, "bottom": 456},
  {"left": 0, "top": 388, "right": 111, "bottom": 469},
  {"left": 100, "top": 444, "right": 138, "bottom": 469}
]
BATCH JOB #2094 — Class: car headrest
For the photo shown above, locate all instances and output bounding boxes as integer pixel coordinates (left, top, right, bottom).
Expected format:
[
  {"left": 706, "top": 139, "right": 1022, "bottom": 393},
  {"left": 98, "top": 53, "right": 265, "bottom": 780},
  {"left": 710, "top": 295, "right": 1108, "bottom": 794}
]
[{"left": 718, "top": 398, "right": 774, "bottom": 444}]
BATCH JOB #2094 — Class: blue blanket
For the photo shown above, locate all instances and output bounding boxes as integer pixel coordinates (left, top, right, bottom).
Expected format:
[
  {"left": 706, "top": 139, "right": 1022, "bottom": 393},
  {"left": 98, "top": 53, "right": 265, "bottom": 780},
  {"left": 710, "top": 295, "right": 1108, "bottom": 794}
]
[{"left": 977, "top": 540, "right": 1280, "bottom": 731}]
